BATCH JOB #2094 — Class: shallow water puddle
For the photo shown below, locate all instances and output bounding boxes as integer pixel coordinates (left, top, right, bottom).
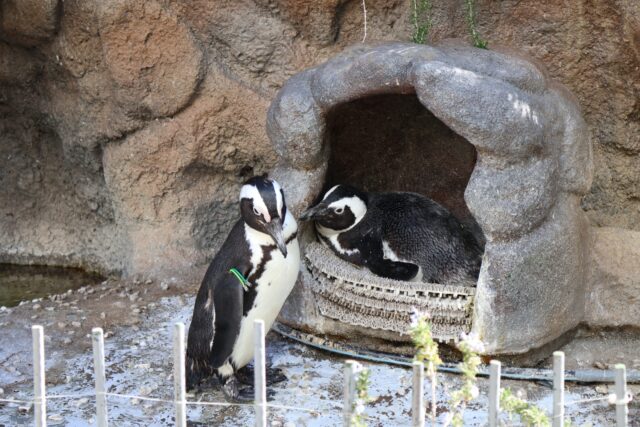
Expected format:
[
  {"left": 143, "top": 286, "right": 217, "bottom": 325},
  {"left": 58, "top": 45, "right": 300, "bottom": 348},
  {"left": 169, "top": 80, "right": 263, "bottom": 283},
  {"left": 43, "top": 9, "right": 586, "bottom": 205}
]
[{"left": 0, "top": 264, "right": 104, "bottom": 307}]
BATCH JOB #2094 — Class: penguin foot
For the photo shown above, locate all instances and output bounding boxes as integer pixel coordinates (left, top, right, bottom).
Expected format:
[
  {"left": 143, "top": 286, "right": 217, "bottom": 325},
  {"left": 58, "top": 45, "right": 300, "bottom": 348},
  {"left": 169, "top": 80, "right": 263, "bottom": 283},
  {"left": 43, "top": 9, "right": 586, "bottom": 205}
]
[
  {"left": 221, "top": 375, "right": 254, "bottom": 403},
  {"left": 266, "top": 367, "right": 287, "bottom": 385},
  {"left": 236, "top": 365, "right": 287, "bottom": 386},
  {"left": 235, "top": 365, "right": 254, "bottom": 385}
]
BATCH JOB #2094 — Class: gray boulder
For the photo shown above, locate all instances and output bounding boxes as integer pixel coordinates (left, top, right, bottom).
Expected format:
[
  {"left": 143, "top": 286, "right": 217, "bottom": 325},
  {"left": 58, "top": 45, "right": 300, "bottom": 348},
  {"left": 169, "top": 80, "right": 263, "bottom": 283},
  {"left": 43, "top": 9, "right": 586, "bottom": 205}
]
[{"left": 269, "top": 40, "right": 593, "bottom": 356}]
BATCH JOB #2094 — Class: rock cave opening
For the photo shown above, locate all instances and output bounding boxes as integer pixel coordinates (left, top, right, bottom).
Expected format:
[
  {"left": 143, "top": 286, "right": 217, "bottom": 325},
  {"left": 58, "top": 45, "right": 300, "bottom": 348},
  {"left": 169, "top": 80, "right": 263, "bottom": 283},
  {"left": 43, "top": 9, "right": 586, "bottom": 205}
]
[{"left": 322, "top": 93, "right": 486, "bottom": 254}]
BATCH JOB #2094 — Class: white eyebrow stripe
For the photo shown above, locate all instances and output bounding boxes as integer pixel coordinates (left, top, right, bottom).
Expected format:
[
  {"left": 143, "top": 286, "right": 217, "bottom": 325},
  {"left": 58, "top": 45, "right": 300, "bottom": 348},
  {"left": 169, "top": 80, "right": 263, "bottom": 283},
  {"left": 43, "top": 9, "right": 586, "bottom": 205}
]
[
  {"left": 272, "top": 180, "right": 283, "bottom": 217},
  {"left": 327, "top": 198, "right": 353, "bottom": 210},
  {"left": 322, "top": 185, "right": 341, "bottom": 200},
  {"left": 240, "top": 184, "right": 270, "bottom": 222}
]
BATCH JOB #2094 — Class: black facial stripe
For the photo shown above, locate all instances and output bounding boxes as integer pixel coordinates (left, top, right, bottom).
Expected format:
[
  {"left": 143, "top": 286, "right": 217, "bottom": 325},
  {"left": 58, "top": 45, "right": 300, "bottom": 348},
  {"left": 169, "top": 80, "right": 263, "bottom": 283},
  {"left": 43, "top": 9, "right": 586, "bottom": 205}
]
[
  {"left": 240, "top": 197, "right": 252, "bottom": 210},
  {"left": 317, "top": 205, "right": 356, "bottom": 231},
  {"left": 240, "top": 197, "right": 265, "bottom": 232},
  {"left": 279, "top": 189, "right": 286, "bottom": 223}
]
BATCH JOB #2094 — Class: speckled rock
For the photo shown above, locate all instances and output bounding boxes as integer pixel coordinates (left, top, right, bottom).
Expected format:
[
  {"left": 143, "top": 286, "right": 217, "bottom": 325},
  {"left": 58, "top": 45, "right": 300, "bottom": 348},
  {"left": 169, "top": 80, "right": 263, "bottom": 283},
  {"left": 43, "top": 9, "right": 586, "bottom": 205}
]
[
  {"left": 0, "top": 0, "right": 60, "bottom": 47},
  {"left": 102, "top": 68, "right": 275, "bottom": 277},
  {"left": 0, "top": 42, "right": 38, "bottom": 84},
  {"left": 98, "top": 0, "right": 204, "bottom": 118},
  {"left": 586, "top": 227, "right": 640, "bottom": 328},
  {"left": 271, "top": 42, "right": 593, "bottom": 356}
]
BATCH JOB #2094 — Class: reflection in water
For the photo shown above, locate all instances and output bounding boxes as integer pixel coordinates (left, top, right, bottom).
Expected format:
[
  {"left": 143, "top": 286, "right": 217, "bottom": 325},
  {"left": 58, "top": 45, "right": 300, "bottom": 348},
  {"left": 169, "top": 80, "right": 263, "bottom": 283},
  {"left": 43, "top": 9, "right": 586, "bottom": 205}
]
[{"left": 0, "top": 264, "right": 104, "bottom": 307}]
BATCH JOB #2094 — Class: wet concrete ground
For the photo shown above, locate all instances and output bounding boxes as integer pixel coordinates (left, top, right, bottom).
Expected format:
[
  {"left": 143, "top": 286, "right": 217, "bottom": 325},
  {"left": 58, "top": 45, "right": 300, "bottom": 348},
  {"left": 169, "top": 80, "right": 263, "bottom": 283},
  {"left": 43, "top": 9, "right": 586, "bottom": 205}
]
[{"left": 0, "top": 277, "right": 638, "bottom": 426}]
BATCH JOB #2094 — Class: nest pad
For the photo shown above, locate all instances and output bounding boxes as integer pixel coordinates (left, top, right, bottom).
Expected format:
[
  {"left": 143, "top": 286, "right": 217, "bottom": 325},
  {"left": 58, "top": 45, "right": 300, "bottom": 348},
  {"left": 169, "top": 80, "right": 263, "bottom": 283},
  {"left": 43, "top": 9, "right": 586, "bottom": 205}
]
[{"left": 304, "top": 242, "right": 475, "bottom": 342}]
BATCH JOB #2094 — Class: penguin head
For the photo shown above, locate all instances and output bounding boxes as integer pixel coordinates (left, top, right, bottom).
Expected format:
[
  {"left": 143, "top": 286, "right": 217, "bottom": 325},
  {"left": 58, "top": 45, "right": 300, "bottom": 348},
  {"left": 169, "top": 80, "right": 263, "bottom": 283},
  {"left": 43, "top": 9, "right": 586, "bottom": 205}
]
[
  {"left": 300, "top": 184, "right": 368, "bottom": 233},
  {"left": 239, "top": 175, "right": 288, "bottom": 256}
]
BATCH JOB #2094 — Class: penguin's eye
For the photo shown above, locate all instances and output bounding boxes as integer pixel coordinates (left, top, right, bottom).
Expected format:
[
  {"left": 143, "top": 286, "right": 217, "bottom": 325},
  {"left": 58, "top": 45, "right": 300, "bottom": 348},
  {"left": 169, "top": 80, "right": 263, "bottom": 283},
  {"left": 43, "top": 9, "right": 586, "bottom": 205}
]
[
  {"left": 253, "top": 207, "right": 261, "bottom": 216},
  {"left": 334, "top": 207, "right": 344, "bottom": 214}
]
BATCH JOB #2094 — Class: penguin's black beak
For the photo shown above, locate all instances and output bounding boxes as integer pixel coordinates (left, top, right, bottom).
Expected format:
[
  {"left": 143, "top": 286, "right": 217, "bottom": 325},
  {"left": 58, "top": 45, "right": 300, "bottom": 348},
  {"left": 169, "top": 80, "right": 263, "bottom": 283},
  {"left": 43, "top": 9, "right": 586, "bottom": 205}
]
[
  {"left": 265, "top": 220, "right": 287, "bottom": 256},
  {"left": 300, "top": 203, "right": 328, "bottom": 222}
]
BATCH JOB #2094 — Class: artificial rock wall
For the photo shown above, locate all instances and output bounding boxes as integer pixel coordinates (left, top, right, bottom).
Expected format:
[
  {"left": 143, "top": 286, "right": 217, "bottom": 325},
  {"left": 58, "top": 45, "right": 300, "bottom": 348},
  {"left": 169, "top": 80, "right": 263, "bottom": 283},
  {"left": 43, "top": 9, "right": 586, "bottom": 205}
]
[{"left": 0, "top": 0, "right": 639, "bottom": 334}]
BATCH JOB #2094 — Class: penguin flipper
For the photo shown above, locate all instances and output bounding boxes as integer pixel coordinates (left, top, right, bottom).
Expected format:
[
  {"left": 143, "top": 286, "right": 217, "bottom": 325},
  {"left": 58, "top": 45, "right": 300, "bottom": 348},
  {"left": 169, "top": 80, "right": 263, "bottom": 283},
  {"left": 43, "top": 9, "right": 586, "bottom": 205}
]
[
  {"left": 209, "top": 273, "right": 245, "bottom": 369},
  {"left": 186, "top": 286, "right": 217, "bottom": 390},
  {"left": 367, "top": 258, "right": 419, "bottom": 281},
  {"left": 355, "top": 233, "right": 420, "bottom": 281},
  {"left": 186, "top": 257, "right": 248, "bottom": 389}
]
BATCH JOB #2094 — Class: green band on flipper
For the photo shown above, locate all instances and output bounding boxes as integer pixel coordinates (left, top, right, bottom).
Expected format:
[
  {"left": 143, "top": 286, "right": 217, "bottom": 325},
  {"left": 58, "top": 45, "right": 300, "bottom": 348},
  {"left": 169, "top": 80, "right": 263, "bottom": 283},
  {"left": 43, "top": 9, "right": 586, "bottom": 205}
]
[{"left": 229, "top": 268, "right": 250, "bottom": 291}]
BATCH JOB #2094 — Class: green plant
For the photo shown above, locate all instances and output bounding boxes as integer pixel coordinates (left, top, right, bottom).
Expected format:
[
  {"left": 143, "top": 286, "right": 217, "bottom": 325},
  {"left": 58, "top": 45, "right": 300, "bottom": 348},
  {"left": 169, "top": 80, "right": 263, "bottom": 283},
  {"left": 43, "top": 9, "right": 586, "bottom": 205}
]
[
  {"left": 351, "top": 367, "right": 372, "bottom": 427},
  {"left": 410, "top": 309, "right": 442, "bottom": 371},
  {"left": 411, "top": 0, "right": 433, "bottom": 44},
  {"left": 446, "top": 332, "right": 483, "bottom": 427},
  {"left": 464, "top": 0, "right": 488, "bottom": 48},
  {"left": 410, "top": 308, "right": 441, "bottom": 425},
  {"left": 409, "top": 312, "right": 557, "bottom": 427},
  {"left": 500, "top": 388, "right": 551, "bottom": 427}
]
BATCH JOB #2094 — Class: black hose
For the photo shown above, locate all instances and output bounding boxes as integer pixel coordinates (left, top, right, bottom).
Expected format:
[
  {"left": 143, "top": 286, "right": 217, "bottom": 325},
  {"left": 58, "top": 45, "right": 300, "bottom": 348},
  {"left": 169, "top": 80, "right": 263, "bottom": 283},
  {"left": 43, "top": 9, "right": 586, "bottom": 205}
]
[{"left": 273, "top": 323, "right": 640, "bottom": 384}]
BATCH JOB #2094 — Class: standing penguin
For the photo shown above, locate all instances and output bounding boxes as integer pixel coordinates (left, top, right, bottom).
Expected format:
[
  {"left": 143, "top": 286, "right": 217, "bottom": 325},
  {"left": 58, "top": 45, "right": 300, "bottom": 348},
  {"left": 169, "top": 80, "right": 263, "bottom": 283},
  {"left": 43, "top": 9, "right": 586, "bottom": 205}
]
[
  {"left": 300, "top": 184, "right": 483, "bottom": 285},
  {"left": 186, "top": 175, "right": 300, "bottom": 401}
]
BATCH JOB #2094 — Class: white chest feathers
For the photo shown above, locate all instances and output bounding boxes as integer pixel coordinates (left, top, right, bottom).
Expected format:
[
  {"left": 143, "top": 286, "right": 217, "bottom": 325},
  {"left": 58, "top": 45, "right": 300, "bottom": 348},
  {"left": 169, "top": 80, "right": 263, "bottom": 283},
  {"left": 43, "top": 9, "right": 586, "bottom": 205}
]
[{"left": 231, "top": 211, "right": 300, "bottom": 369}]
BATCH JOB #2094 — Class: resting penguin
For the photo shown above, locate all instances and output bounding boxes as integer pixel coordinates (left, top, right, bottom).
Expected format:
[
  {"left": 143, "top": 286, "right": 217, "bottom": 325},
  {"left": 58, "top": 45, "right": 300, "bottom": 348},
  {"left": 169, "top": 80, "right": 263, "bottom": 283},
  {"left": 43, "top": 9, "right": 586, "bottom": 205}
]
[
  {"left": 300, "top": 184, "right": 483, "bottom": 285},
  {"left": 186, "top": 175, "right": 300, "bottom": 401}
]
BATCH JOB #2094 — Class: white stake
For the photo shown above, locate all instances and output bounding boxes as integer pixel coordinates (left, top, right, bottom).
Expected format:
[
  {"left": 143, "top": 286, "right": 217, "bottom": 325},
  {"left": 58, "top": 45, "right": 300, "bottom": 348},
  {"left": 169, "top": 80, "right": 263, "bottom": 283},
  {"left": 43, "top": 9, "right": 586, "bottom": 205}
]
[
  {"left": 552, "top": 351, "right": 564, "bottom": 427},
  {"left": 614, "top": 364, "right": 628, "bottom": 427},
  {"left": 173, "top": 323, "right": 187, "bottom": 427},
  {"left": 488, "top": 360, "right": 500, "bottom": 427},
  {"left": 92, "top": 328, "right": 108, "bottom": 427},
  {"left": 412, "top": 361, "right": 425, "bottom": 427},
  {"left": 32, "top": 325, "right": 47, "bottom": 427},
  {"left": 428, "top": 364, "right": 437, "bottom": 427},
  {"left": 343, "top": 360, "right": 362, "bottom": 427},
  {"left": 254, "top": 320, "right": 267, "bottom": 427}
]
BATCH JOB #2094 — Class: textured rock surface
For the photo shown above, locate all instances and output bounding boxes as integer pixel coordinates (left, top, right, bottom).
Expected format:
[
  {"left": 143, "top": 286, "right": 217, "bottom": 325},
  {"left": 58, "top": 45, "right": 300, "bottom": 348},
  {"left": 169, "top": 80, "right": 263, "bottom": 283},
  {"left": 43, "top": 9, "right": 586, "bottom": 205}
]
[
  {"left": 0, "top": 1, "right": 638, "bottom": 291},
  {"left": 102, "top": 69, "right": 274, "bottom": 277},
  {"left": 1, "top": 0, "right": 60, "bottom": 47},
  {"left": 270, "top": 42, "right": 592, "bottom": 355},
  {"left": 98, "top": 0, "right": 204, "bottom": 118},
  {"left": 587, "top": 227, "right": 640, "bottom": 328}
]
